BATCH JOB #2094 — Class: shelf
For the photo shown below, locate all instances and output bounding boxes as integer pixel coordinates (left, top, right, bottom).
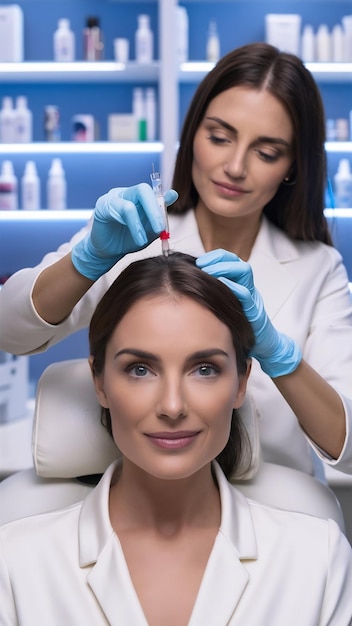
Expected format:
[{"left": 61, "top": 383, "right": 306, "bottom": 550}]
[
  {"left": 325, "top": 143, "right": 352, "bottom": 153},
  {"left": 0, "top": 210, "right": 93, "bottom": 221},
  {"left": 1, "top": 208, "right": 352, "bottom": 222},
  {"left": 179, "top": 62, "right": 352, "bottom": 83},
  {"left": 0, "top": 142, "right": 163, "bottom": 154},
  {"left": 2, "top": 61, "right": 351, "bottom": 86},
  {"left": 0, "top": 141, "right": 348, "bottom": 155},
  {"left": 0, "top": 61, "right": 160, "bottom": 83}
]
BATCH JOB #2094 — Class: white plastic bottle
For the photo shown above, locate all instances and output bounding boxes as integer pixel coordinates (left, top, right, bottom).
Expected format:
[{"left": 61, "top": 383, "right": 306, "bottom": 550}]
[
  {"left": 145, "top": 87, "right": 156, "bottom": 141},
  {"left": 301, "top": 25, "right": 315, "bottom": 62},
  {"left": 176, "top": 5, "right": 189, "bottom": 64},
  {"left": 334, "top": 158, "right": 352, "bottom": 208},
  {"left": 0, "top": 96, "right": 16, "bottom": 143},
  {"left": 21, "top": 160, "right": 40, "bottom": 210},
  {"left": 47, "top": 158, "right": 66, "bottom": 210},
  {"left": 0, "top": 160, "right": 18, "bottom": 210},
  {"left": 331, "top": 24, "right": 345, "bottom": 62},
  {"left": 15, "top": 96, "right": 32, "bottom": 143},
  {"left": 132, "top": 87, "right": 147, "bottom": 140},
  {"left": 315, "top": 24, "right": 331, "bottom": 62},
  {"left": 135, "top": 14, "right": 153, "bottom": 63},
  {"left": 342, "top": 15, "right": 352, "bottom": 62},
  {"left": 206, "top": 20, "right": 220, "bottom": 63},
  {"left": 53, "top": 18, "right": 75, "bottom": 62}
]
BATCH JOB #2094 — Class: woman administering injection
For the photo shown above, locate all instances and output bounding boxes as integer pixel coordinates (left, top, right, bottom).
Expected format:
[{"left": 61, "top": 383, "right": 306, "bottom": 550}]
[{"left": 1, "top": 43, "right": 352, "bottom": 487}]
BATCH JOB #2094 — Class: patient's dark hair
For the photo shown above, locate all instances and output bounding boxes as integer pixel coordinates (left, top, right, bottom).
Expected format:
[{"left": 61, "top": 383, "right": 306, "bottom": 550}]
[{"left": 89, "top": 252, "right": 255, "bottom": 479}]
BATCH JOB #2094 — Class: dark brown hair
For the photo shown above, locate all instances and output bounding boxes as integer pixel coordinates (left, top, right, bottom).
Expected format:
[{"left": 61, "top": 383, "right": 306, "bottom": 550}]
[
  {"left": 89, "top": 252, "right": 255, "bottom": 478},
  {"left": 171, "top": 42, "right": 331, "bottom": 244}
]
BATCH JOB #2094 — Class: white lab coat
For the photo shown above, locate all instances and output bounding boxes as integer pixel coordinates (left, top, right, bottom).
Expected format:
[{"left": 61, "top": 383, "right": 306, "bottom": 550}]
[
  {"left": 1, "top": 212, "right": 352, "bottom": 475},
  {"left": 0, "top": 461, "right": 351, "bottom": 626}
]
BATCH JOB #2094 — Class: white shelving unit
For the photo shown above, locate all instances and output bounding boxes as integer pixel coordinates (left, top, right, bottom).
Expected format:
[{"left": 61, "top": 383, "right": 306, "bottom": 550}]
[
  {"left": 0, "top": 0, "right": 350, "bottom": 196},
  {"left": 0, "top": 63, "right": 350, "bottom": 179},
  {"left": 179, "top": 61, "right": 352, "bottom": 83},
  {"left": 0, "top": 142, "right": 163, "bottom": 154},
  {"left": 0, "top": 61, "right": 160, "bottom": 83}
]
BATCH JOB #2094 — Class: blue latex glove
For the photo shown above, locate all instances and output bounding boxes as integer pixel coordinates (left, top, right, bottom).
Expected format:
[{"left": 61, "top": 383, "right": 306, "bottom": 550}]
[
  {"left": 71, "top": 183, "right": 178, "bottom": 280},
  {"left": 196, "top": 249, "right": 302, "bottom": 378}
]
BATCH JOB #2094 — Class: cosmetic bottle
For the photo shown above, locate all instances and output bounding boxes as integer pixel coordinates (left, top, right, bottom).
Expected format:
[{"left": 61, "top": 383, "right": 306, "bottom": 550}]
[
  {"left": 342, "top": 16, "right": 352, "bottom": 62},
  {"left": 0, "top": 96, "right": 16, "bottom": 143},
  {"left": 145, "top": 88, "right": 156, "bottom": 141},
  {"left": 21, "top": 160, "right": 40, "bottom": 210},
  {"left": 0, "top": 4, "right": 23, "bottom": 62},
  {"left": 176, "top": 5, "right": 189, "bottom": 64},
  {"left": 83, "top": 16, "right": 104, "bottom": 61},
  {"left": 47, "top": 158, "right": 66, "bottom": 210},
  {"left": 54, "top": 18, "right": 75, "bottom": 62},
  {"left": 15, "top": 96, "right": 32, "bottom": 143},
  {"left": 331, "top": 24, "right": 345, "bottom": 62},
  {"left": 301, "top": 25, "right": 315, "bottom": 62},
  {"left": 135, "top": 14, "right": 153, "bottom": 63},
  {"left": 0, "top": 160, "right": 18, "bottom": 210},
  {"left": 132, "top": 88, "right": 147, "bottom": 141},
  {"left": 334, "top": 158, "right": 352, "bottom": 208},
  {"left": 316, "top": 24, "right": 331, "bottom": 62},
  {"left": 206, "top": 20, "right": 220, "bottom": 63}
]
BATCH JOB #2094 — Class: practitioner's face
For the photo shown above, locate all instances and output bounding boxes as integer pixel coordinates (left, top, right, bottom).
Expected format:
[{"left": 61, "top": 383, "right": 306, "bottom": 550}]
[
  {"left": 93, "top": 294, "right": 248, "bottom": 481},
  {"left": 192, "top": 86, "right": 294, "bottom": 222}
]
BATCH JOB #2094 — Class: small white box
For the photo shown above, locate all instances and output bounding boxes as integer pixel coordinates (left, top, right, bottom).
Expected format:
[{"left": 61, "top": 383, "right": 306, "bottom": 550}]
[
  {"left": 265, "top": 14, "right": 302, "bottom": 56},
  {"left": 108, "top": 114, "right": 138, "bottom": 141},
  {"left": 0, "top": 4, "right": 24, "bottom": 62}
]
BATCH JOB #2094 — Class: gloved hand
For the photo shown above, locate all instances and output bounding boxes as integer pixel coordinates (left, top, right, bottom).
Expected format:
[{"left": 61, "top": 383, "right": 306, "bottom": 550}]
[
  {"left": 196, "top": 249, "right": 302, "bottom": 378},
  {"left": 71, "top": 183, "right": 178, "bottom": 281}
]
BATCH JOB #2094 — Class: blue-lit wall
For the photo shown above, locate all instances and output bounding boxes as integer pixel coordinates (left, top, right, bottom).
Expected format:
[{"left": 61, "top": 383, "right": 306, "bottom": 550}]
[{"left": 0, "top": 0, "right": 351, "bottom": 387}]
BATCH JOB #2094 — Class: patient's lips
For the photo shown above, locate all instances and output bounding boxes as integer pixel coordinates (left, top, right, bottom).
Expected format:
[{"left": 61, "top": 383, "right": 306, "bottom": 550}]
[{"left": 145, "top": 430, "right": 201, "bottom": 450}]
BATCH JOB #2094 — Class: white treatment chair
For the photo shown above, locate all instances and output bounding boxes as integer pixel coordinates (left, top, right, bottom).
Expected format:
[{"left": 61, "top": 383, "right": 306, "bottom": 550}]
[{"left": 0, "top": 359, "right": 345, "bottom": 531}]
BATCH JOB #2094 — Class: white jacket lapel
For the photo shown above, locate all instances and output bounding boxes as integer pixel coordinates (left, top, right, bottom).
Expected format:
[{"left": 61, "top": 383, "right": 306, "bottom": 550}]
[
  {"left": 250, "top": 217, "right": 301, "bottom": 319},
  {"left": 188, "top": 464, "right": 258, "bottom": 625},
  {"left": 87, "top": 536, "right": 149, "bottom": 626}
]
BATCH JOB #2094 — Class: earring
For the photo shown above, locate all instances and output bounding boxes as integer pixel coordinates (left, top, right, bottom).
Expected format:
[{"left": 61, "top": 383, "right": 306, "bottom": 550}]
[{"left": 282, "top": 174, "right": 296, "bottom": 186}]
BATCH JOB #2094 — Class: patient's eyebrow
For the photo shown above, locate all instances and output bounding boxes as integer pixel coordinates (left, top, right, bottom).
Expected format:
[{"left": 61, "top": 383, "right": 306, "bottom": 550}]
[
  {"left": 114, "top": 348, "right": 159, "bottom": 361},
  {"left": 114, "top": 348, "right": 230, "bottom": 362}
]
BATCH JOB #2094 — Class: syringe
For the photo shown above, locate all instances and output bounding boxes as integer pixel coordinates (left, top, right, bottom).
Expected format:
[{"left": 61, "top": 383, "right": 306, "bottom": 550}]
[{"left": 150, "top": 168, "right": 170, "bottom": 257}]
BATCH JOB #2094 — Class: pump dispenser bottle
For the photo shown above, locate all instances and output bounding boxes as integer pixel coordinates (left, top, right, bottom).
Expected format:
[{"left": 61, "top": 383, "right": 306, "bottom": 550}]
[{"left": 47, "top": 158, "right": 66, "bottom": 210}]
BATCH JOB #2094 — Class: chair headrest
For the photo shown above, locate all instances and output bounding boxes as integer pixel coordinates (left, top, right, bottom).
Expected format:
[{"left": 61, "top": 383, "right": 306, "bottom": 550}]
[{"left": 33, "top": 359, "right": 261, "bottom": 480}]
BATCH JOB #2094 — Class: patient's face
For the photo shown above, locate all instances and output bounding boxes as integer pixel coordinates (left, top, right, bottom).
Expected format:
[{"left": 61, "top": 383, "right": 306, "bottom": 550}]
[{"left": 94, "top": 294, "right": 247, "bottom": 481}]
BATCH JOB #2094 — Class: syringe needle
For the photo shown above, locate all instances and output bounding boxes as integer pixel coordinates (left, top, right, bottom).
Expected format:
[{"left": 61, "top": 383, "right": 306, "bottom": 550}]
[{"left": 150, "top": 169, "right": 170, "bottom": 257}]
